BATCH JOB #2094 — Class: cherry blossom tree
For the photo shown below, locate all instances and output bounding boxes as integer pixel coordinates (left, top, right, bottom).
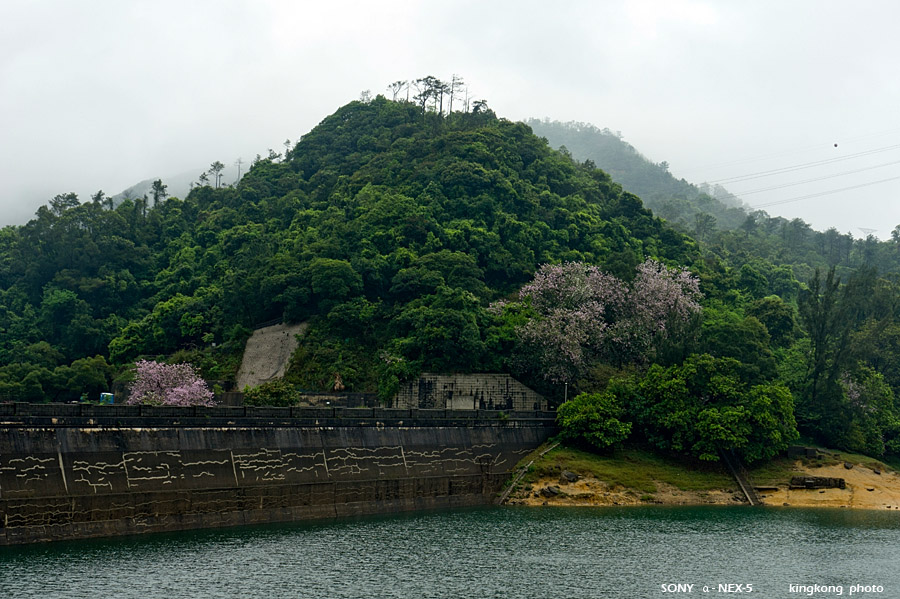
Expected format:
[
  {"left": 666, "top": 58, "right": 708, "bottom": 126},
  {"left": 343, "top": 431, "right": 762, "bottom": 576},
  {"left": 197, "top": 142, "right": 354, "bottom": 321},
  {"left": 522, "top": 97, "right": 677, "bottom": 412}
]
[
  {"left": 608, "top": 259, "right": 703, "bottom": 365},
  {"left": 513, "top": 262, "right": 627, "bottom": 383},
  {"left": 502, "top": 259, "right": 702, "bottom": 384},
  {"left": 127, "top": 360, "right": 216, "bottom": 406}
]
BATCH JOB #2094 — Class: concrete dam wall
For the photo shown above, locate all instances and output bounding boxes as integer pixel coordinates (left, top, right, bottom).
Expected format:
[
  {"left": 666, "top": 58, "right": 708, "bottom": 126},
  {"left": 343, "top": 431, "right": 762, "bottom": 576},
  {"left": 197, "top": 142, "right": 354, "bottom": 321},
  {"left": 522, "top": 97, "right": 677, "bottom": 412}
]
[{"left": 0, "top": 404, "right": 556, "bottom": 544}]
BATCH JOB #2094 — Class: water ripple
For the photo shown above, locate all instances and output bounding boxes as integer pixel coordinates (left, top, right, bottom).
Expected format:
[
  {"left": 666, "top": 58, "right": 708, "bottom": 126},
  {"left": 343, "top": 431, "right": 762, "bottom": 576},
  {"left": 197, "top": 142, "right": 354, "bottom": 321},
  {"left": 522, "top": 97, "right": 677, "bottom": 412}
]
[{"left": 2, "top": 506, "right": 899, "bottom": 599}]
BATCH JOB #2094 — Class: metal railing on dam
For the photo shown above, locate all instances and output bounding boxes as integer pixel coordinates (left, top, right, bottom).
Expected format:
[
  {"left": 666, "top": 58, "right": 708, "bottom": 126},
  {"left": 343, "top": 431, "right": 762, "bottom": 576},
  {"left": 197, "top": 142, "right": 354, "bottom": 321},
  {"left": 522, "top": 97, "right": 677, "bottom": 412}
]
[{"left": 0, "top": 402, "right": 557, "bottom": 428}]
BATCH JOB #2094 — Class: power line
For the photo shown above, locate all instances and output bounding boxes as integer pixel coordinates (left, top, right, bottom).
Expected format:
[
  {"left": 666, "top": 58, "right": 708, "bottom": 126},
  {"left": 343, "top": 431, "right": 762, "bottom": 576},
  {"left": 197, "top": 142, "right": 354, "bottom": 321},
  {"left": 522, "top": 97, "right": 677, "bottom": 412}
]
[
  {"left": 750, "top": 175, "right": 900, "bottom": 209},
  {"left": 707, "top": 143, "right": 900, "bottom": 185},
  {"left": 732, "top": 159, "right": 900, "bottom": 196},
  {"left": 679, "top": 126, "right": 900, "bottom": 176}
]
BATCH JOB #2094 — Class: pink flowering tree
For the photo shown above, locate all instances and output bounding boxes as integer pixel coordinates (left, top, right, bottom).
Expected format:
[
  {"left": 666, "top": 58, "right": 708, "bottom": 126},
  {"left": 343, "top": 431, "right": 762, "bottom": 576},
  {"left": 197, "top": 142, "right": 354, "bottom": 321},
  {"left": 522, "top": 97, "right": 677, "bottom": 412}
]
[
  {"left": 508, "top": 262, "right": 628, "bottom": 383},
  {"left": 503, "top": 259, "right": 702, "bottom": 384},
  {"left": 609, "top": 259, "right": 703, "bottom": 365},
  {"left": 630, "top": 259, "right": 702, "bottom": 328},
  {"left": 126, "top": 360, "right": 216, "bottom": 406}
]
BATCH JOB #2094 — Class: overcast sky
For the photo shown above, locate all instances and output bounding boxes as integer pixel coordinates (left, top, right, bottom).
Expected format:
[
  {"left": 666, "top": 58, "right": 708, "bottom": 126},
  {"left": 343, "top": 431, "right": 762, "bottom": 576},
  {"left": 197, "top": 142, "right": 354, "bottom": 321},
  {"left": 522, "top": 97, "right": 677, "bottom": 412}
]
[{"left": 2, "top": 0, "right": 899, "bottom": 237}]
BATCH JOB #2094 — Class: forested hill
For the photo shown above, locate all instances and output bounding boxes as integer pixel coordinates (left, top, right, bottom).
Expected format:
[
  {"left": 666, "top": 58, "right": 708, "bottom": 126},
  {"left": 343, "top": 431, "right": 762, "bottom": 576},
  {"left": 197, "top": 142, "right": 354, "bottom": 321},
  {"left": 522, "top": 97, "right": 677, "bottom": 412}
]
[
  {"left": 0, "top": 96, "right": 696, "bottom": 403},
  {"left": 529, "top": 119, "right": 900, "bottom": 284},
  {"left": 527, "top": 119, "right": 748, "bottom": 231},
  {"left": 7, "top": 92, "right": 900, "bottom": 463}
]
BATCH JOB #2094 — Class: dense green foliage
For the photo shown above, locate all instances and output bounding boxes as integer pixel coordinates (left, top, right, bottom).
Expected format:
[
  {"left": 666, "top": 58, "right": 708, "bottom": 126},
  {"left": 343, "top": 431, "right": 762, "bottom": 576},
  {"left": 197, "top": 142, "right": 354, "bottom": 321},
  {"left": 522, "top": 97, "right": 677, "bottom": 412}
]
[
  {"left": 622, "top": 354, "right": 797, "bottom": 463},
  {"left": 6, "top": 92, "right": 900, "bottom": 464},
  {"left": 0, "top": 96, "right": 694, "bottom": 405},
  {"left": 555, "top": 354, "right": 797, "bottom": 464},
  {"left": 242, "top": 379, "right": 301, "bottom": 407},
  {"left": 556, "top": 391, "right": 632, "bottom": 452}
]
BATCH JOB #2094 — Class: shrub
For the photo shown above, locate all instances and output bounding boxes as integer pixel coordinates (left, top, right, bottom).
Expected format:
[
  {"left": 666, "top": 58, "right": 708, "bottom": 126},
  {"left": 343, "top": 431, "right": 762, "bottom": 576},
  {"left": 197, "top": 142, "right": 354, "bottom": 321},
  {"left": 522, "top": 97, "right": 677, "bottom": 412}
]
[
  {"left": 556, "top": 391, "right": 632, "bottom": 451},
  {"left": 243, "top": 379, "right": 301, "bottom": 407}
]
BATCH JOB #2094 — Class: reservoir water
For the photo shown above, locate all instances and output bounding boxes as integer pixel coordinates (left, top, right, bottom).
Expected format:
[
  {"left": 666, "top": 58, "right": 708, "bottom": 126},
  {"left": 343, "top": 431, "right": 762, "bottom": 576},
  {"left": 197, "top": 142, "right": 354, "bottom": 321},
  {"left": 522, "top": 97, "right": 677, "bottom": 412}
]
[{"left": 2, "top": 506, "right": 898, "bottom": 598}]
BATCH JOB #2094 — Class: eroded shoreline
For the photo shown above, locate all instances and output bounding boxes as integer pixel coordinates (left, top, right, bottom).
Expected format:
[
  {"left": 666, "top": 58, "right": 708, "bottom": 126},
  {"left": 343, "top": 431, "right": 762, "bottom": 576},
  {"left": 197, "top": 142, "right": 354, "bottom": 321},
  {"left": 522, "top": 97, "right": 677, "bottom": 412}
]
[{"left": 506, "top": 459, "right": 900, "bottom": 511}]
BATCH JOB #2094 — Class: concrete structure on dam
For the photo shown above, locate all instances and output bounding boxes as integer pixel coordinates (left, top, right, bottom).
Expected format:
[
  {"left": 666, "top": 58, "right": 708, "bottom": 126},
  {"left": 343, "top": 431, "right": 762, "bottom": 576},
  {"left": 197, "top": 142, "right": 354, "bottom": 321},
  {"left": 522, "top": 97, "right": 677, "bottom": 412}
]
[
  {"left": 0, "top": 403, "right": 555, "bottom": 544},
  {"left": 394, "top": 373, "right": 547, "bottom": 411}
]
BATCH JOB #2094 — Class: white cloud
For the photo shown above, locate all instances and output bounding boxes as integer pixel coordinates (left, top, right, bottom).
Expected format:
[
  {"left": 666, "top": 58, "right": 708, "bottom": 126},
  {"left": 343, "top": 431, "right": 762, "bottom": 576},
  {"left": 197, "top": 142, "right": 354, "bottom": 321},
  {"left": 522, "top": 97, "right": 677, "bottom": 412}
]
[{"left": 1, "top": 0, "right": 899, "bottom": 234}]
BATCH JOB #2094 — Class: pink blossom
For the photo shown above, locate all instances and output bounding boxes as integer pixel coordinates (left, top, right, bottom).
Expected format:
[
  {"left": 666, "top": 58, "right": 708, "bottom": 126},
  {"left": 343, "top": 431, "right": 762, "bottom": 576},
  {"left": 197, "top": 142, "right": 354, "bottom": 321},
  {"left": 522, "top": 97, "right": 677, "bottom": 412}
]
[
  {"left": 515, "top": 259, "right": 702, "bottom": 383},
  {"left": 127, "top": 360, "right": 216, "bottom": 406},
  {"left": 487, "top": 299, "right": 509, "bottom": 315},
  {"left": 612, "top": 259, "right": 702, "bottom": 358},
  {"left": 840, "top": 371, "right": 866, "bottom": 412}
]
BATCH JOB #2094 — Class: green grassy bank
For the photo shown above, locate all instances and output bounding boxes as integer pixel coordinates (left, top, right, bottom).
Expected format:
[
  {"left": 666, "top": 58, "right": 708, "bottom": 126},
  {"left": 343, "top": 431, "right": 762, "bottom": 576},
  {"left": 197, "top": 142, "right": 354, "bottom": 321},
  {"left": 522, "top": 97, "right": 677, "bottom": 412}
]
[{"left": 510, "top": 443, "right": 897, "bottom": 501}]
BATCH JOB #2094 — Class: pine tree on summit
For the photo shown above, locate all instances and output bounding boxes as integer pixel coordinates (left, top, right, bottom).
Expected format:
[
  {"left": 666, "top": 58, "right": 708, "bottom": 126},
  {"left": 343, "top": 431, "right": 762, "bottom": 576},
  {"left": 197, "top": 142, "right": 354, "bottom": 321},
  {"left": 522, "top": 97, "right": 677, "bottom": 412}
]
[
  {"left": 208, "top": 161, "right": 225, "bottom": 189},
  {"left": 151, "top": 179, "right": 168, "bottom": 206}
]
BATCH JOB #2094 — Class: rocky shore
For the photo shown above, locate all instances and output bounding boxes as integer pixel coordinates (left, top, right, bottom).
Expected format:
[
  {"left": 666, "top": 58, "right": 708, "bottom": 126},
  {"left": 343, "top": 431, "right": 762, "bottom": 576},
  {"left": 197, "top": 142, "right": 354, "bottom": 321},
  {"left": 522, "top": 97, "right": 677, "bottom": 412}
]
[
  {"left": 506, "top": 461, "right": 900, "bottom": 511},
  {"left": 759, "top": 462, "right": 900, "bottom": 510}
]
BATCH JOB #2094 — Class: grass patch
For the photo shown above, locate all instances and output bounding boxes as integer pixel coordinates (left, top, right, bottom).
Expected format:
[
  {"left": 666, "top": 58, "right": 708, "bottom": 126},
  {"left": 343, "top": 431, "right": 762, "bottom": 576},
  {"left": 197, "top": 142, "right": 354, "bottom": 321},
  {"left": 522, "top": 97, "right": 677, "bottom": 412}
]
[
  {"left": 747, "top": 457, "right": 804, "bottom": 486},
  {"left": 748, "top": 449, "right": 894, "bottom": 487},
  {"left": 830, "top": 451, "right": 891, "bottom": 473},
  {"left": 521, "top": 444, "right": 734, "bottom": 494}
]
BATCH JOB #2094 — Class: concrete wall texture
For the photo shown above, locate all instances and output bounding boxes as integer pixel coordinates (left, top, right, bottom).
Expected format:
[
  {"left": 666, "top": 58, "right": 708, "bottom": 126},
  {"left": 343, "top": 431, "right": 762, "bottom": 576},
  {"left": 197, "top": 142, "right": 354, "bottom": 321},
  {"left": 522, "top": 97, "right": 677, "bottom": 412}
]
[
  {"left": 0, "top": 406, "right": 554, "bottom": 544},
  {"left": 235, "top": 321, "right": 307, "bottom": 390},
  {"left": 394, "top": 373, "right": 547, "bottom": 411}
]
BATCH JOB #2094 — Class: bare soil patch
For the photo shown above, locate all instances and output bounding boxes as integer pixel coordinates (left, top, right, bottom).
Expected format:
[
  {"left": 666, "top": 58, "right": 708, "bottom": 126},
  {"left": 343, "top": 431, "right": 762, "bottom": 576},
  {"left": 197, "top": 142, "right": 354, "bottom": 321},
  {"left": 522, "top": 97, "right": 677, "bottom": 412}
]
[
  {"left": 507, "top": 476, "right": 746, "bottom": 507},
  {"left": 759, "top": 462, "right": 900, "bottom": 510}
]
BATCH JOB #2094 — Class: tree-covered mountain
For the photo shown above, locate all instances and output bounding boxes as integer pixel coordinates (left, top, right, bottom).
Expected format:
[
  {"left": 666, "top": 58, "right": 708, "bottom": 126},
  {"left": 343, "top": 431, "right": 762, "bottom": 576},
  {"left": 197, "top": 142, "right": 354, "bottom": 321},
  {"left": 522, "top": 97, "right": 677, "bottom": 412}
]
[
  {"left": 0, "top": 96, "right": 695, "bottom": 402},
  {"left": 527, "top": 119, "right": 749, "bottom": 231},
  {"left": 527, "top": 119, "right": 900, "bottom": 284},
  {"left": 4, "top": 91, "right": 900, "bottom": 462}
]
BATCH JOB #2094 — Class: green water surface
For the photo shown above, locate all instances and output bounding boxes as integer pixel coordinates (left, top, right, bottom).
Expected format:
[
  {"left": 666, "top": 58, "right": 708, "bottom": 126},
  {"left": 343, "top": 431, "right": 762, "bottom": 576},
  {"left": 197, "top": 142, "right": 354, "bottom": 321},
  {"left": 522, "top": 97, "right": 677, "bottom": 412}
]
[{"left": 1, "top": 506, "right": 897, "bottom": 598}]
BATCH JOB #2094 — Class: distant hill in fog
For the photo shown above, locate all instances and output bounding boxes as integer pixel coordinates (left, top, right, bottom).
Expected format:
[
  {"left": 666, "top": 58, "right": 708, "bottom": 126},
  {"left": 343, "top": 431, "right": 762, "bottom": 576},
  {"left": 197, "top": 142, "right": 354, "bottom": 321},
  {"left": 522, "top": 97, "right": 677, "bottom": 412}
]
[
  {"left": 527, "top": 119, "right": 749, "bottom": 232},
  {"left": 112, "top": 166, "right": 244, "bottom": 204}
]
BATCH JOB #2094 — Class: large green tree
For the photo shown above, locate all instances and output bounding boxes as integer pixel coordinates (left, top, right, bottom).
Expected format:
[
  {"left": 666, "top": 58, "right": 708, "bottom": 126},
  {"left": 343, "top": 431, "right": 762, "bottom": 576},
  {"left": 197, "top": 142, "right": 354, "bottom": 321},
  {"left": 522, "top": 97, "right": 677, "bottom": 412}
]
[{"left": 622, "top": 354, "right": 797, "bottom": 463}]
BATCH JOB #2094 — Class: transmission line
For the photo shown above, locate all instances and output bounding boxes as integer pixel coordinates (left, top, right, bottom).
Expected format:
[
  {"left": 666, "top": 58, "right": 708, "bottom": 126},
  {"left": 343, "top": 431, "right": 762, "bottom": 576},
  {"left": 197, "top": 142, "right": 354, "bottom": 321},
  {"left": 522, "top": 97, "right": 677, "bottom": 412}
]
[
  {"left": 750, "top": 175, "right": 900, "bottom": 209},
  {"left": 680, "top": 126, "right": 900, "bottom": 175},
  {"left": 707, "top": 143, "right": 900, "bottom": 185},
  {"left": 733, "top": 159, "right": 900, "bottom": 196}
]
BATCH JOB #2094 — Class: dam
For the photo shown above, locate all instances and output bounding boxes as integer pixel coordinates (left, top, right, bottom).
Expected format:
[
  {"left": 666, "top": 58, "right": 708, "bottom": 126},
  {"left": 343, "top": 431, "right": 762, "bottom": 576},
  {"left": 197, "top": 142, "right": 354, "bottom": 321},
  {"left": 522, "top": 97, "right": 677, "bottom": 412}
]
[{"left": 0, "top": 403, "right": 555, "bottom": 544}]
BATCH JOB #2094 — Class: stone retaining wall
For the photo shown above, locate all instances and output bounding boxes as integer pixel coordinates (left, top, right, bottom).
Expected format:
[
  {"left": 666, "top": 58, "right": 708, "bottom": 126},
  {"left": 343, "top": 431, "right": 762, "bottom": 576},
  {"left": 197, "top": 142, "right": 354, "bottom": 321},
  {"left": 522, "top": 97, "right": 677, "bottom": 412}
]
[{"left": 0, "top": 404, "right": 555, "bottom": 544}]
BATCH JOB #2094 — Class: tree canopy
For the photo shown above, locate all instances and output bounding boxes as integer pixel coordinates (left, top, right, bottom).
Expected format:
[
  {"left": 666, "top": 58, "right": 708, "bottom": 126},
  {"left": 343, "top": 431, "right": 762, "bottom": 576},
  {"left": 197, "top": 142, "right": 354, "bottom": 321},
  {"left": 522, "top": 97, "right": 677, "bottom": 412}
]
[{"left": 6, "top": 90, "right": 900, "bottom": 462}]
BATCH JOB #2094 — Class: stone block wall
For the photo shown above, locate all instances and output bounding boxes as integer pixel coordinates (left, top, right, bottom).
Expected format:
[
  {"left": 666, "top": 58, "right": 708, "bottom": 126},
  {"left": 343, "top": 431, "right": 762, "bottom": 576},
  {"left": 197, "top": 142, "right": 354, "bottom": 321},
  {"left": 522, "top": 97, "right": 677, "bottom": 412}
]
[
  {"left": 394, "top": 373, "right": 546, "bottom": 411},
  {"left": 0, "top": 406, "right": 554, "bottom": 544}
]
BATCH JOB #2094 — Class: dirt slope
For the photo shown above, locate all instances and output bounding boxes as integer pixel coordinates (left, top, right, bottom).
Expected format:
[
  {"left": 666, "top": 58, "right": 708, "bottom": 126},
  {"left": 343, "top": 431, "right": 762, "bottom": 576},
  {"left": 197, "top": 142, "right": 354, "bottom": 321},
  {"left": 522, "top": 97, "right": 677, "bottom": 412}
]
[
  {"left": 508, "top": 476, "right": 745, "bottom": 507},
  {"left": 508, "top": 461, "right": 900, "bottom": 511},
  {"left": 760, "top": 463, "right": 900, "bottom": 510}
]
